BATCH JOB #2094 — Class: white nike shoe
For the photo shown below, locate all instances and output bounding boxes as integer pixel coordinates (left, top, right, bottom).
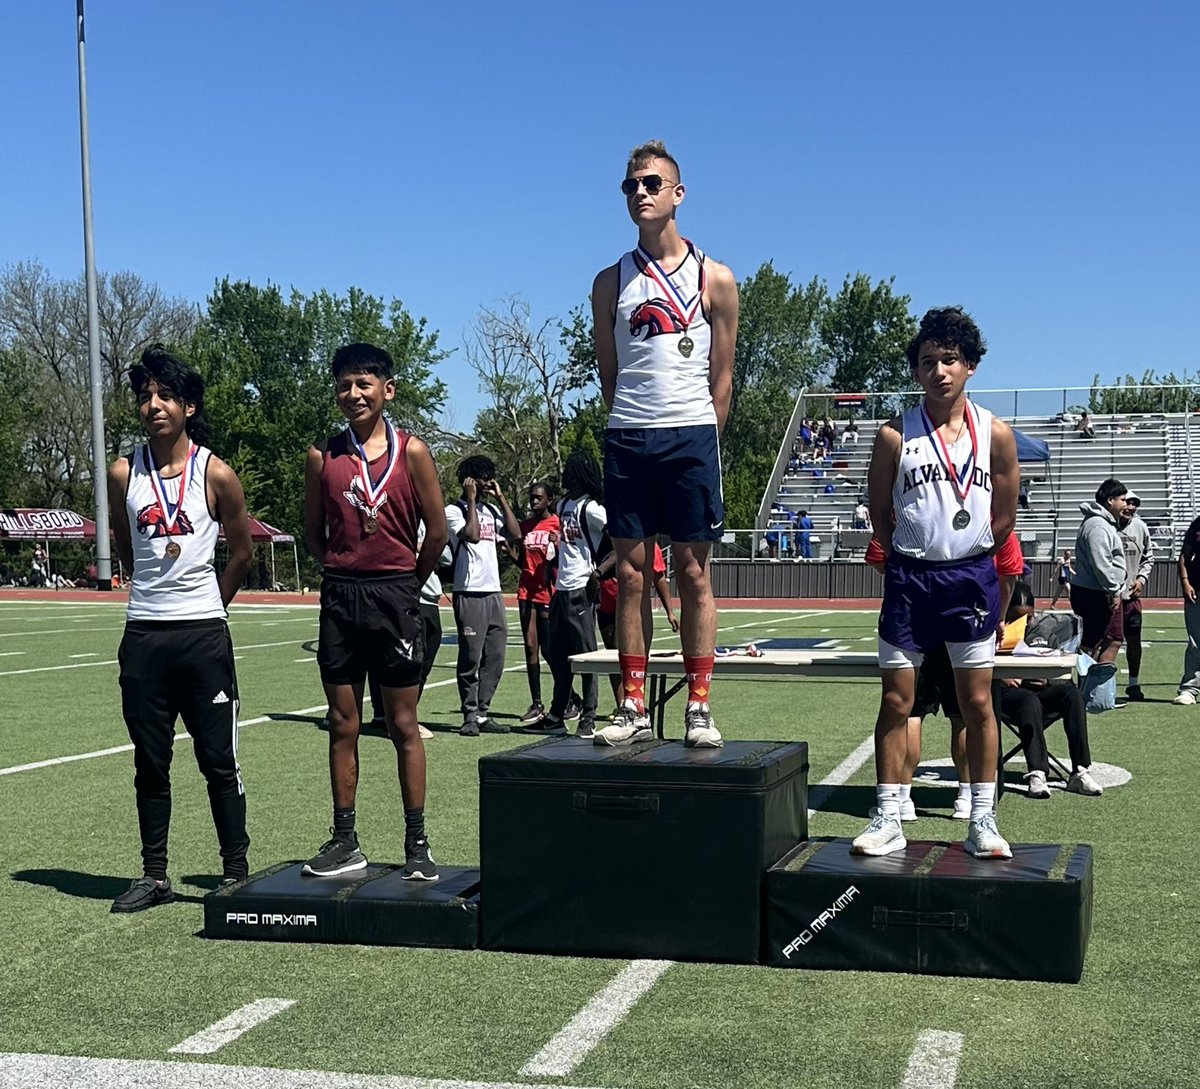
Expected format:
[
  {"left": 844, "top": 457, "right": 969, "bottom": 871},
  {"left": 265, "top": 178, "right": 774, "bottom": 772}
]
[
  {"left": 593, "top": 700, "right": 652, "bottom": 747},
  {"left": 851, "top": 814, "right": 907, "bottom": 856},
  {"left": 965, "top": 813, "right": 1012, "bottom": 859},
  {"left": 870, "top": 799, "right": 917, "bottom": 822}
]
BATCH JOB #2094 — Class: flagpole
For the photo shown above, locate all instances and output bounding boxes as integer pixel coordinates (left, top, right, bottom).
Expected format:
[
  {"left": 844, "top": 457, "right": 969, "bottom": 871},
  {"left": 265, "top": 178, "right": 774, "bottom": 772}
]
[{"left": 76, "top": 0, "right": 112, "bottom": 591}]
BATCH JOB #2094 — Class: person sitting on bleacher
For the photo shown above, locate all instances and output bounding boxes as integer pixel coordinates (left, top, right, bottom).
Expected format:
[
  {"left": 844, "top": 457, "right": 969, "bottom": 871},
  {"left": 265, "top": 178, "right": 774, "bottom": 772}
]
[
  {"left": 1074, "top": 412, "right": 1095, "bottom": 440},
  {"left": 844, "top": 419, "right": 860, "bottom": 444},
  {"left": 998, "top": 582, "right": 1103, "bottom": 800}
]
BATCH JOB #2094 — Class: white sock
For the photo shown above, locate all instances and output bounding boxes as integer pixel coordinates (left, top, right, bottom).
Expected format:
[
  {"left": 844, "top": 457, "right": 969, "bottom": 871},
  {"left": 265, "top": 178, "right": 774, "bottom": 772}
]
[
  {"left": 898, "top": 783, "right": 912, "bottom": 804},
  {"left": 969, "top": 782, "right": 996, "bottom": 821},
  {"left": 876, "top": 784, "right": 902, "bottom": 819},
  {"left": 956, "top": 782, "right": 971, "bottom": 805},
  {"left": 1129, "top": 675, "right": 1140, "bottom": 687}
]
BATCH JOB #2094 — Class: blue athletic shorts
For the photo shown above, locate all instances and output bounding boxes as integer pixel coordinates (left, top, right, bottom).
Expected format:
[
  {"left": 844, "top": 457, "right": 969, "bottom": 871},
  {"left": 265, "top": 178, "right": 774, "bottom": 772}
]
[
  {"left": 604, "top": 425, "right": 724, "bottom": 542},
  {"left": 878, "top": 552, "right": 1000, "bottom": 653}
]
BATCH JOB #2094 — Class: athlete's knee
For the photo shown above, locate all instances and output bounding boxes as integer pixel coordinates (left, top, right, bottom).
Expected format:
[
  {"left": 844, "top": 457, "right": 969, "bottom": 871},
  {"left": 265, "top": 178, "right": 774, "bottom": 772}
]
[
  {"left": 617, "top": 557, "right": 647, "bottom": 596},
  {"left": 879, "top": 686, "right": 915, "bottom": 722}
]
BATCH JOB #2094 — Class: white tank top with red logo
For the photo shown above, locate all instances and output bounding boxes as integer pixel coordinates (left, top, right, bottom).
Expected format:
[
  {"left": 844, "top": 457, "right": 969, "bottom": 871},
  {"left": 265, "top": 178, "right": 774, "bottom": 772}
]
[
  {"left": 126, "top": 444, "right": 225, "bottom": 621},
  {"left": 609, "top": 242, "right": 716, "bottom": 429}
]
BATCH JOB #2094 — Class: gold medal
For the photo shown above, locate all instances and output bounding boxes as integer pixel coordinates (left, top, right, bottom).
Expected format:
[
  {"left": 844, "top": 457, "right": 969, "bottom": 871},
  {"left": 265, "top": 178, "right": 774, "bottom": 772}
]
[
  {"left": 165, "top": 540, "right": 182, "bottom": 559},
  {"left": 364, "top": 516, "right": 379, "bottom": 535},
  {"left": 678, "top": 335, "right": 694, "bottom": 358}
]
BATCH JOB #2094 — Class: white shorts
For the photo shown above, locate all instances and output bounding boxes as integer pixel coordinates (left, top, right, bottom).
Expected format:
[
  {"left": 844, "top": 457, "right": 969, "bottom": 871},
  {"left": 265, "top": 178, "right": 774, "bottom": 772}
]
[{"left": 878, "top": 634, "right": 996, "bottom": 671}]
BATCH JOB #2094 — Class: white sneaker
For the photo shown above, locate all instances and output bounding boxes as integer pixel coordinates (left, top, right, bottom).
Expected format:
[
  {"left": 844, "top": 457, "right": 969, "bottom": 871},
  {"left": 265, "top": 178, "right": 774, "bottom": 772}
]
[
  {"left": 952, "top": 795, "right": 972, "bottom": 821},
  {"left": 417, "top": 724, "right": 434, "bottom": 740},
  {"left": 1066, "top": 767, "right": 1103, "bottom": 796},
  {"left": 965, "top": 813, "right": 1012, "bottom": 859},
  {"left": 870, "top": 799, "right": 917, "bottom": 822},
  {"left": 1174, "top": 691, "right": 1198, "bottom": 706},
  {"left": 684, "top": 704, "right": 723, "bottom": 748},
  {"left": 593, "top": 700, "right": 652, "bottom": 747},
  {"left": 1025, "top": 770, "right": 1051, "bottom": 799},
  {"left": 851, "top": 814, "right": 907, "bottom": 856}
]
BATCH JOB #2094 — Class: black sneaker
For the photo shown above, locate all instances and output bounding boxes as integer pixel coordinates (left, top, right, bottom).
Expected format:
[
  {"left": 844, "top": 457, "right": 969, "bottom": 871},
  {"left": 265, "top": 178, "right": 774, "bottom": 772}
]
[
  {"left": 302, "top": 830, "right": 367, "bottom": 876},
  {"left": 575, "top": 719, "right": 595, "bottom": 740},
  {"left": 522, "top": 715, "right": 566, "bottom": 735},
  {"left": 519, "top": 702, "right": 546, "bottom": 725},
  {"left": 1127, "top": 685, "right": 1146, "bottom": 701},
  {"left": 221, "top": 859, "right": 249, "bottom": 885},
  {"left": 564, "top": 696, "right": 582, "bottom": 722},
  {"left": 459, "top": 719, "right": 480, "bottom": 737},
  {"left": 479, "top": 716, "right": 510, "bottom": 734},
  {"left": 402, "top": 837, "right": 439, "bottom": 882},
  {"left": 111, "top": 876, "right": 174, "bottom": 914}
]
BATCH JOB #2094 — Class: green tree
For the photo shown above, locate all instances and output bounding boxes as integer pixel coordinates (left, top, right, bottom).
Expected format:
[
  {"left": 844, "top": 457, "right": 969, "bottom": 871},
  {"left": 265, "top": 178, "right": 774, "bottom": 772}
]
[
  {"left": 820, "top": 273, "right": 917, "bottom": 394},
  {"left": 1089, "top": 370, "right": 1200, "bottom": 414}
]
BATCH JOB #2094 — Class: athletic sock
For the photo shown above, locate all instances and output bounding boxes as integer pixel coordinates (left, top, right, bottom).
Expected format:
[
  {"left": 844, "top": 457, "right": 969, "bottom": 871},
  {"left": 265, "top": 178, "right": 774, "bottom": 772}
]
[
  {"left": 404, "top": 806, "right": 426, "bottom": 845},
  {"left": 969, "top": 782, "right": 996, "bottom": 822},
  {"left": 683, "top": 654, "right": 714, "bottom": 706},
  {"left": 1128, "top": 674, "right": 1140, "bottom": 687},
  {"left": 898, "top": 783, "right": 912, "bottom": 804},
  {"left": 333, "top": 807, "right": 356, "bottom": 837},
  {"left": 526, "top": 663, "right": 542, "bottom": 704},
  {"left": 876, "top": 784, "right": 902, "bottom": 819},
  {"left": 956, "top": 782, "right": 972, "bottom": 806},
  {"left": 619, "top": 653, "right": 648, "bottom": 712}
]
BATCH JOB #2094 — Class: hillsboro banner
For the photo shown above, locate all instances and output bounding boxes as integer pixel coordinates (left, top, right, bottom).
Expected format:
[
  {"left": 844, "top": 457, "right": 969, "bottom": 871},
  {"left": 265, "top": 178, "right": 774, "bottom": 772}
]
[{"left": 0, "top": 509, "right": 98, "bottom": 539}]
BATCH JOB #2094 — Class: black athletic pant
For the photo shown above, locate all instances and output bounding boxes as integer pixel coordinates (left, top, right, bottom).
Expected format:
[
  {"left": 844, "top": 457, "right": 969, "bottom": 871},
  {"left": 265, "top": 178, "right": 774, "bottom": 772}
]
[
  {"left": 418, "top": 600, "right": 442, "bottom": 695},
  {"left": 998, "top": 681, "right": 1092, "bottom": 775},
  {"left": 545, "top": 587, "right": 597, "bottom": 725},
  {"left": 118, "top": 619, "right": 249, "bottom": 879}
]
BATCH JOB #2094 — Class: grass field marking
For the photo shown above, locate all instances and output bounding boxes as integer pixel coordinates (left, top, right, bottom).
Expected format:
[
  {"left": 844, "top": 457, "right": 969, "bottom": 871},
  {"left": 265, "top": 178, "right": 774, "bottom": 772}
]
[
  {"left": 0, "top": 650, "right": 25, "bottom": 656},
  {"left": 716, "top": 611, "right": 834, "bottom": 633},
  {"left": 807, "top": 734, "right": 877, "bottom": 817},
  {"left": 68, "top": 652, "right": 98, "bottom": 658},
  {"left": 0, "top": 1054, "right": 617, "bottom": 1089},
  {"left": 519, "top": 959, "right": 674, "bottom": 1078},
  {"left": 899, "top": 1029, "right": 964, "bottom": 1089},
  {"left": 0, "top": 626, "right": 123, "bottom": 639},
  {"left": 168, "top": 998, "right": 298, "bottom": 1055},
  {"left": 0, "top": 657, "right": 119, "bottom": 677}
]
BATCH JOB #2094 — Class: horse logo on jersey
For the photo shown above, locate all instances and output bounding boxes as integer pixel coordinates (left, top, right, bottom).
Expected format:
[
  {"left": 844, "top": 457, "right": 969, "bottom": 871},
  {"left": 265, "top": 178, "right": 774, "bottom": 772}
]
[
  {"left": 630, "top": 298, "right": 685, "bottom": 340},
  {"left": 342, "top": 477, "right": 388, "bottom": 517},
  {"left": 136, "top": 502, "right": 194, "bottom": 538}
]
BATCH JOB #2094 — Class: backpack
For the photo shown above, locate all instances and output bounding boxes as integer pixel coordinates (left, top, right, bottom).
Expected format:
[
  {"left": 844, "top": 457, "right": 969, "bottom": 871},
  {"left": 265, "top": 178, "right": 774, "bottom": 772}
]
[
  {"left": 1022, "top": 611, "right": 1082, "bottom": 654},
  {"left": 574, "top": 496, "right": 612, "bottom": 566}
]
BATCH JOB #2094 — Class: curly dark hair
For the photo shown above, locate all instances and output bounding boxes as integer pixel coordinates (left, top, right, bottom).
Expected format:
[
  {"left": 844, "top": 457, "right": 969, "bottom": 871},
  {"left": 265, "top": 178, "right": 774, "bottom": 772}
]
[
  {"left": 905, "top": 307, "right": 988, "bottom": 369},
  {"left": 128, "top": 344, "right": 212, "bottom": 446},
  {"left": 561, "top": 450, "right": 603, "bottom": 499},
  {"left": 457, "top": 455, "right": 496, "bottom": 484}
]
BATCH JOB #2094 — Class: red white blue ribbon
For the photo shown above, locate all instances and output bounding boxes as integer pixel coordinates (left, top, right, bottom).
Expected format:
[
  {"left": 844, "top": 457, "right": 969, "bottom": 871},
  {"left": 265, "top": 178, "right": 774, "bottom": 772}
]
[
  {"left": 635, "top": 239, "right": 706, "bottom": 331},
  {"left": 347, "top": 418, "right": 398, "bottom": 516},
  {"left": 144, "top": 442, "right": 196, "bottom": 533},
  {"left": 920, "top": 401, "right": 979, "bottom": 503}
]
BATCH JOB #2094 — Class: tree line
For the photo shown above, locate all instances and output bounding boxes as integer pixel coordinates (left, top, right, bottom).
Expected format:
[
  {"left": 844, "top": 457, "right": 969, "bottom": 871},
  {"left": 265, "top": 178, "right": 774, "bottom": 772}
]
[{"left": 1, "top": 258, "right": 926, "bottom": 540}]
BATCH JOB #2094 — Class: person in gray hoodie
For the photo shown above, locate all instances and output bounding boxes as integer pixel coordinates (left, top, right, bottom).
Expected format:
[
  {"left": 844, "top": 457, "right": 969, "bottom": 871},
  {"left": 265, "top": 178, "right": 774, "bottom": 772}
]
[
  {"left": 1071, "top": 478, "right": 1129, "bottom": 664},
  {"left": 1119, "top": 490, "right": 1154, "bottom": 700}
]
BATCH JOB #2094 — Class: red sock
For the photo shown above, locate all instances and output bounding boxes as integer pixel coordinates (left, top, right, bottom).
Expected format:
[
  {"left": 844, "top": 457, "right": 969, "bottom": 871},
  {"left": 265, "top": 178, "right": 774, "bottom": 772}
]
[
  {"left": 618, "top": 653, "right": 648, "bottom": 711},
  {"left": 683, "top": 654, "right": 714, "bottom": 706}
]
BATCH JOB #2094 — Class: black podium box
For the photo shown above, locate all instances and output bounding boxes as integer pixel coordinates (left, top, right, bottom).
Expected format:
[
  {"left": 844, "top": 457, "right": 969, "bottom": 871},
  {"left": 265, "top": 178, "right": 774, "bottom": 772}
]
[
  {"left": 765, "top": 838, "right": 1093, "bottom": 982},
  {"left": 203, "top": 862, "right": 480, "bottom": 949},
  {"left": 480, "top": 737, "right": 808, "bottom": 963}
]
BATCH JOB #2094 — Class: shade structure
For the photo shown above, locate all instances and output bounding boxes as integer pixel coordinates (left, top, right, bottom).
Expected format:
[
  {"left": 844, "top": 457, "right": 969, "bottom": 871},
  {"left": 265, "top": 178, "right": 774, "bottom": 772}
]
[
  {"left": 0, "top": 508, "right": 97, "bottom": 539},
  {"left": 219, "top": 516, "right": 294, "bottom": 544}
]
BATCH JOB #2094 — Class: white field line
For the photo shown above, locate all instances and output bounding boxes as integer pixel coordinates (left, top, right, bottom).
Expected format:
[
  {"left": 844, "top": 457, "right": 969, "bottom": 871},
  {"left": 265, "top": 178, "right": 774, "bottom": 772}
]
[
  {"left": 0, "top": 1054, "right": 612, "bottom": 1089},
  {"left": 899, "top": 1030, "right": 965, "bottom": 1089},
  {"left": 69, "top": 652, "right": 97, "bottom": 658},
  {"left": 0, "top": 639, "right": 305, "bottom": 678},
  {"left": 0, "top": 650, "right": 25, "bottom": 657},
  {"left": 519, "top": 960, "right": 673, "bottom": 1078},
  {"left": 807, "top": 734, "right": 876, "bottom": 818},
  {"left": 169, "top": 999, "right": 297, "bottom": 1055}
]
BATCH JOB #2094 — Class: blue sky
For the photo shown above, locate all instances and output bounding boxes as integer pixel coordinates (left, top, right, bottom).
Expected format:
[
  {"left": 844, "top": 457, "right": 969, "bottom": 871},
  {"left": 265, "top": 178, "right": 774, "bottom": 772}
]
[{"left": 2, "top": 2, "right": 1197, "bottom": 433}]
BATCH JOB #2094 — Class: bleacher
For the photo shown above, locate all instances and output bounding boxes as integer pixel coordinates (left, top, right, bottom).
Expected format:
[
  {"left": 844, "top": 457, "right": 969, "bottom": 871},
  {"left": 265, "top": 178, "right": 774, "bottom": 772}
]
[{"left": 760, "top": 402, "right": 1199, "bottom": 561}]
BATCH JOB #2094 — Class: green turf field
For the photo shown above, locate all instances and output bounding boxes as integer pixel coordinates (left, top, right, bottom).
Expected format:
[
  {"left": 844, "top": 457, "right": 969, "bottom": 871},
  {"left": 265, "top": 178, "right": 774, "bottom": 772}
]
[{"left": 1, "top": 595, "right": 1198, "bottom": 1089}]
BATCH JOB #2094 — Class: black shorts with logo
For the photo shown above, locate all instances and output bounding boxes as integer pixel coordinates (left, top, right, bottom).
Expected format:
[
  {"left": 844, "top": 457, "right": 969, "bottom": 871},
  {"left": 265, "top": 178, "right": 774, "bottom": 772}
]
[{"left": 318, "top": 571, "right": 423, "bottom": 688}]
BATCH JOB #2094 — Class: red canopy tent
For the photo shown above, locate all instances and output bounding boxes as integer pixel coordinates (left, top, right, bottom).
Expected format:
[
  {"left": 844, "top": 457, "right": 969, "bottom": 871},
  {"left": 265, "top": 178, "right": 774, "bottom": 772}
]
[{"left": 219, "top": 517, "right": 298, "bottom": 589}]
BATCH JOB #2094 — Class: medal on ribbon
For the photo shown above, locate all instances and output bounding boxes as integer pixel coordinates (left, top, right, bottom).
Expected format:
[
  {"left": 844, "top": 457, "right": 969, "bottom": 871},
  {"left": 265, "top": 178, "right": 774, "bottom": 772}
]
[
  {"left": 145, "top": 442, "right": 196, "bottom": 558},
  {"left": 636, "top": 239, "right": 706, "bottom": 358},
  {"left": 920, "top": 403, "right": 979, "bottom": 530},
  {"left": 348, "top": 419, "right": 398, "bottom": 536}
]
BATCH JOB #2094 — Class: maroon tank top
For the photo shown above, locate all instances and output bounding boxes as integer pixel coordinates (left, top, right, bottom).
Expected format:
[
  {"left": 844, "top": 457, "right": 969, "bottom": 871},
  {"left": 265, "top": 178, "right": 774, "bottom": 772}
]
[{"left": 320, "top": 428, "right": 420, "bottom": 574}]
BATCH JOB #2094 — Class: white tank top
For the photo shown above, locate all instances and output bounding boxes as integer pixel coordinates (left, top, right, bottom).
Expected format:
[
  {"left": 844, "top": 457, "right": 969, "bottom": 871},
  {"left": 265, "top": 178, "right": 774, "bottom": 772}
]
[
  {"left": 126, "top": 444, "right": 226, "bottom": 620},
  {"left": 608, "top": 242, "right": 716, "bottom": 429},
  {"left": 891, "top": 401, "right": 995, "bottom": 562}
]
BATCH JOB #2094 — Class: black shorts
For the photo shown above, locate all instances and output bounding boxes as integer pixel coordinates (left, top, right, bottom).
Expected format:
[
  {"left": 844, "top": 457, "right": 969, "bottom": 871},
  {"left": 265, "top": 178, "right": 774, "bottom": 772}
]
[
  {"left": 1070, "top": 585, "right": 1125, "bottom": 649},
  {"left": 911, "top": 643, "right": 960, "bottom": 720},
  {"left": 318, "top": 572, "right": 423, "bottom": 688}
]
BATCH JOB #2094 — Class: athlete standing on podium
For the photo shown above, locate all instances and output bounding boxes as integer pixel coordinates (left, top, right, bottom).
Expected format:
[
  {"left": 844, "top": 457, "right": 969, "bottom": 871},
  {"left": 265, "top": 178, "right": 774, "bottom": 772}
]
[
  {"left": 591, "top": 140, "right": 739, "bottom": 748},
  {"left": 852, "top": 307, "right": 1019, "bottom": 860},
  {"left": 108, "top": 345, "right": 254, "bottom": 912}
]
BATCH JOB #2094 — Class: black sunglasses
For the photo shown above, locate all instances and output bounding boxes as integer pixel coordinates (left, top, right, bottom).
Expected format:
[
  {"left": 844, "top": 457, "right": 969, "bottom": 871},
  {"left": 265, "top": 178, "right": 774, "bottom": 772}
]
[{"left": 620, "top": 174, "right": 676, "bottom": 196}]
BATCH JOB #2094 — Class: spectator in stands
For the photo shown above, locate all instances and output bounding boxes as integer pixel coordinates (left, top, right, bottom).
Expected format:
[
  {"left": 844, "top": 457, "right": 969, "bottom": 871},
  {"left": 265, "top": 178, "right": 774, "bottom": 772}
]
[
  {"left": 1118, "top": 490, "right": 1154, "bottom": 701},
  {"left": 852, "top": 499, "right": 870, "bottom": 530},
  {"left": 1174, "top": 510, "right": 1200, "bottom": 706},
  {"left": 844, "top": 419, "right": 860, "bottom": 444},
  {"left": 795, "top": 510, "right": 813, "bottom": 559},
  {"left": 1074, "top": 412, "right": 1095, "bottom": 440},
  {"left": 998, "top": 583, "right": 1103, "bottom": 798},
  {"left": 799, "top": 418, "right": 813, "bottom": 450},
  {"left": 821, "top": 417, "right": 837, "bottom": 451},
  {"left": 1050, "top": 549, "right": 1074, "bottom": 608},
  {"left": 1018, "top": 478, "right": 1031, "bottom": 510},
  {"left": 1071, "top": 478, "right": 1127, "bottom": 665}
]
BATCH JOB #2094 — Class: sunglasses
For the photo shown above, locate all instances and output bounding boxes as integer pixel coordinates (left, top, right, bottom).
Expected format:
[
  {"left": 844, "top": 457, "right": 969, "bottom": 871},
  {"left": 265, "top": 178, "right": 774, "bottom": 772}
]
[{"left": 620, "top": 174, "right": 677, "bottom": 196}]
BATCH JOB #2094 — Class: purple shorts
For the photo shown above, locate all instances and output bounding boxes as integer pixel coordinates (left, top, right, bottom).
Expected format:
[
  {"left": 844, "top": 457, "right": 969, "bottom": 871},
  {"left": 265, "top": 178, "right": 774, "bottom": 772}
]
[{"left": 878, "top": 552, "right": 1000, "bottom": 653}]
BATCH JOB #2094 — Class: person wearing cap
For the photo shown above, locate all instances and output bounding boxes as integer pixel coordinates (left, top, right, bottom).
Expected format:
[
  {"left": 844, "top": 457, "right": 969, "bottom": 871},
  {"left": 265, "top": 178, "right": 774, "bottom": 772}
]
[{"left": 1118, "top": 490, "right": 1154, "bottom": 701}]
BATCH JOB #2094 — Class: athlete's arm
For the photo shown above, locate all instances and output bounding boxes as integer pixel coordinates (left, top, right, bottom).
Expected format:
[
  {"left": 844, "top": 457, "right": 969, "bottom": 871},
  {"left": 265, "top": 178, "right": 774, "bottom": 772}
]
[
  {"left": 303, "top": 443, "right": 327, "bottom": 568},
  {"left": 209, "top": 456, "right": 253, "bottom": 607},
  {"left": 407, "top": 437, "right": 449, "bottom": 587},
  {"left": 592, "top": 264, "right": 620, "bottom": 411},
  {"left": 705, "top": 260, "right": 738, "bottom": 435},
  {"left": 989, "top": 419, "right": 1019, "bottom": 550},
  {"left": 867, "top": 420, "right": 902, "bottom": 558},
  {"left": 654, "top": 569, "right": 679, "bottom": 631},
  {"left": 107, "top": 457, "right": 134, "bottom": 574}
]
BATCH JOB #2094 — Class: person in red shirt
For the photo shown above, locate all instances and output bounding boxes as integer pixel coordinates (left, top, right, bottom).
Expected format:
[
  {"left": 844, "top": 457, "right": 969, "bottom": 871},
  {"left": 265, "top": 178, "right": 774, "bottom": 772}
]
[
  {"left": 596, "top": 542, "right": 678, "bottom": 711},
  {"left": 516, "top": 483, "right": 561, "bottom": 724},
  {"left": 865, "top": 531, "right": 1024, "bottom": 819}
]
